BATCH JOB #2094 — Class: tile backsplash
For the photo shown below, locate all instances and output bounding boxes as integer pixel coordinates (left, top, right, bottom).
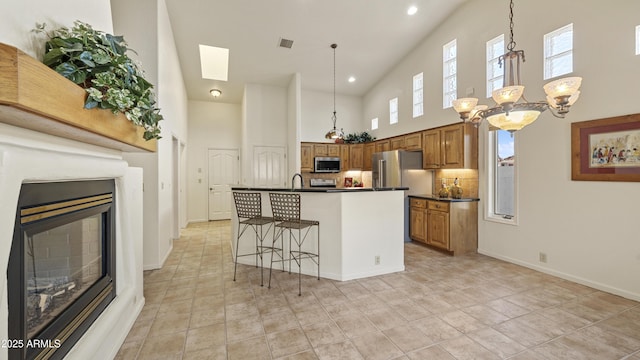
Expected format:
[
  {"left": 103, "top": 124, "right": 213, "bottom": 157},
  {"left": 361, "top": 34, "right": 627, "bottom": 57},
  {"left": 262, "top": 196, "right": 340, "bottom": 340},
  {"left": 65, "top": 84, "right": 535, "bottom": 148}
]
[
  {"left": 434, "top": 169, "right": 479, "bottom": 198},
  {"left": 302, "top": 171, "right": 372, "bottom": 188}
]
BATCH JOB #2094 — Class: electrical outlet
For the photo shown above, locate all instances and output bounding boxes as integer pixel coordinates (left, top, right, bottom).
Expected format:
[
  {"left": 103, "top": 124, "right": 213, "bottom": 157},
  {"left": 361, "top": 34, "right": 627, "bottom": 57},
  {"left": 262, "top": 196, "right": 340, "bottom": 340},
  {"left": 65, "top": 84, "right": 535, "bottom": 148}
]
[
  {"left": 539, "top": 252, "right": 547, "bottom": 263},
  {"left": 375, "top": 255, "right": 380, "bottom": 265}
]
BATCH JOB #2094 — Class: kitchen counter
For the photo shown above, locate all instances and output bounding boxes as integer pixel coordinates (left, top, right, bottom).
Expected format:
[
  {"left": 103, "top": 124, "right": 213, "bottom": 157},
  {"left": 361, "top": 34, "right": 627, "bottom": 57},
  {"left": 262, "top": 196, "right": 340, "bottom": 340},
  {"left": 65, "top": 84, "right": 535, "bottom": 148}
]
[
  {"left": 232, "top": 186, "right": 408, "bottom": 192},
  {"left": 409, "top": 194, "right": 480, "bottom": 202},
  {"left": 231, "top": 188, "right": 405, "bottom": 281}
]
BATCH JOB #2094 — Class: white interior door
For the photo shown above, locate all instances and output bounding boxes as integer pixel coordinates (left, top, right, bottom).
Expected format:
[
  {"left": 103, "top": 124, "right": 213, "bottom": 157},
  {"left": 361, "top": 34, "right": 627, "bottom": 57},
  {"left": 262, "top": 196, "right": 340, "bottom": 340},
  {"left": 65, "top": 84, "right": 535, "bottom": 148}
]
[
  {"left": 253, "top": 146, "right": 287, "bottom": 188},
  {"left": 208, "top": 149, "right": 239, "bottom": 220}
]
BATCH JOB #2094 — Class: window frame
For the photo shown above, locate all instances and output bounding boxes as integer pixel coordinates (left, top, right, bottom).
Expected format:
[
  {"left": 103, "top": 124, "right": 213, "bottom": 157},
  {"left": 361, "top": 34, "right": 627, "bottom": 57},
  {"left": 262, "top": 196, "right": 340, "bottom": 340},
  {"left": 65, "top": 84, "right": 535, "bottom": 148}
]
[
  {"left": 412, "top": 72, "right": 424, "bottom": 118},
  {"left": 485, "top": 127, "right": 519, "bottom": 226},
  {"left": 543, "top": 23, "right": 574, "bottom": 80},
  {"left": 486, "top": 34, "right": 505, "bottom": 98},
  {"left": 389, "top": 97, "right": 398, "bottom": 125},
  {"left": 442, "top": 39, "right": 457, "bottom": 109},
  {"left": 371, "top": 117, "right": 379, "bottom": 130}
]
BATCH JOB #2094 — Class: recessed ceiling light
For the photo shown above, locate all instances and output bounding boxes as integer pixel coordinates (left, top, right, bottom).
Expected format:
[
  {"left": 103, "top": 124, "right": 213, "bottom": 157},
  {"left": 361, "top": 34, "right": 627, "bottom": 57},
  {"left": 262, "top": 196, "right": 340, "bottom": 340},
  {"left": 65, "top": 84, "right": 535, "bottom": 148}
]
[
  {"left": 348, "top": 76, "right": 356, "bottom": 83},
  {"left": 407, "top": 6, "right": 418, "bottom": 15}
]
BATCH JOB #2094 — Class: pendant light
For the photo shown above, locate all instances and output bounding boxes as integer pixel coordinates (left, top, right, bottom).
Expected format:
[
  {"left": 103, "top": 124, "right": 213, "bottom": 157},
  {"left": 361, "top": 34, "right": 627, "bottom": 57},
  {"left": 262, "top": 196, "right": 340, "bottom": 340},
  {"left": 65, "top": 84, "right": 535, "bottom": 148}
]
[
  {"left": 325, "top": 43, "right": 344, "bottom": 140},
  {"left": 452, "top": 0, "right": 582, "bottom": 132}
]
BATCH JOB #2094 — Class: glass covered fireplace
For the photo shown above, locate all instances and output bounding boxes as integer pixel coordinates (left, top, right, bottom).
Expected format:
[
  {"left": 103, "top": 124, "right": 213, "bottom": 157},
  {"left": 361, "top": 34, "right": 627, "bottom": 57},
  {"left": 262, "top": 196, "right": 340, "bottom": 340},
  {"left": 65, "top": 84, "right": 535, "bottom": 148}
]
[{"left": 8, "top": 180, "right": 116, "bottom": 360}]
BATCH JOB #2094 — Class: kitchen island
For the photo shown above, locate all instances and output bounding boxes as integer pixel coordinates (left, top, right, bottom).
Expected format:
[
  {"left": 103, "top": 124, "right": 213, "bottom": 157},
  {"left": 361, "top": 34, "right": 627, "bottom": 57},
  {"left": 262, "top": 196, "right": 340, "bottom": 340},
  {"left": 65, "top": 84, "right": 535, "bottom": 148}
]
[{"left": 231, "top": 187, "right": 407, "bottom": 281}]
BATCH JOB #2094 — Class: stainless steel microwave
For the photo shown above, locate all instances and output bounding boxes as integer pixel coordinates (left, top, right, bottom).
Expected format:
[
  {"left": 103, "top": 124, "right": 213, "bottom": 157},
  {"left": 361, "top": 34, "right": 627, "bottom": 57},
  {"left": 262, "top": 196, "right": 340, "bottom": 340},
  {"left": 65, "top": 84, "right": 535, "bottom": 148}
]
[{"left": 314, "top": 157, "right": 341, "bottom": 173}]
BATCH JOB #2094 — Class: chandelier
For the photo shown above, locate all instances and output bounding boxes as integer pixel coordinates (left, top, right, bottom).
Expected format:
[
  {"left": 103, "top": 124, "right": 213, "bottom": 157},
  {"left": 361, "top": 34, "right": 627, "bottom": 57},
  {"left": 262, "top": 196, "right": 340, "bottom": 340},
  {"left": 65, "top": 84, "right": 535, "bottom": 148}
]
[
  {"left": 452, "top": 0, "right": 582, "bottom": 132},
  {"left": 325, "top": 43, "right": 344, "bottom": 140}
]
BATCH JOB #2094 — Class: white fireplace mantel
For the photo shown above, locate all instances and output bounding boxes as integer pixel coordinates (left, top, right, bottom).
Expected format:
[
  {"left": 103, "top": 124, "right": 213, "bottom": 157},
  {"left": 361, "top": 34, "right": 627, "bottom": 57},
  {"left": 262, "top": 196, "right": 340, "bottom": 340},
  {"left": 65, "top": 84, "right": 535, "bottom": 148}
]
[
  {"left": 0, "top": 39, "right": 149, "bottom": 360},
  {"left": 0, "top": 123, "right": 145, "bottom": 359}
]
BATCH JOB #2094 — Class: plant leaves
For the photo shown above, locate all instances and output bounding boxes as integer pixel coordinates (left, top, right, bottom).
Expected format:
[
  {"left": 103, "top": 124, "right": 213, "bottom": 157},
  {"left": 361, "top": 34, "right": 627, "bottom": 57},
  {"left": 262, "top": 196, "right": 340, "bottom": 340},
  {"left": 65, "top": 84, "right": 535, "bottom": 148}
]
[
  {"left": 78, "top": 51, "right": 95, "bottom": 67},
  {"left": 42, "top": 48, "right": 64, "bottom": 66},
  {"left": 84, "top": 99, "right": 99, "bottom": 109}
]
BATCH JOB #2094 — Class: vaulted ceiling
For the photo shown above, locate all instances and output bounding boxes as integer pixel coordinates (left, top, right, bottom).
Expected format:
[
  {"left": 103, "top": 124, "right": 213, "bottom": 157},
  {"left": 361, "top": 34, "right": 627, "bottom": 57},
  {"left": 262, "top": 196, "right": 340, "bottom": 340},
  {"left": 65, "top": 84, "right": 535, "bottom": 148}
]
[{"left": 165, "top": 0, "right": 469, "bottom": 104}]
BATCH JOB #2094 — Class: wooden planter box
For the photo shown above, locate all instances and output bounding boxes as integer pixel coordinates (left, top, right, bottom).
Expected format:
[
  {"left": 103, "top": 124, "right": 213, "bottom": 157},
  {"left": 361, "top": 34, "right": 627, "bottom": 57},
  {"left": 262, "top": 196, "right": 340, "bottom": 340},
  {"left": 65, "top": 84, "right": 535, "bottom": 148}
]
[{"left": 0, "top": 43, "right": 156, "bottom": 152}]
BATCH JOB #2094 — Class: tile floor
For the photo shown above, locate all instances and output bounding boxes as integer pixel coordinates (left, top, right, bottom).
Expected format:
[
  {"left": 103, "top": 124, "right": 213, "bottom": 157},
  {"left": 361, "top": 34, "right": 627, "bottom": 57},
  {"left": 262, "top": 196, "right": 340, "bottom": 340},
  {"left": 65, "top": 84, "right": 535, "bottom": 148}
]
[{"left": 116, "top": 221, "right": 640, "bottom": 359}]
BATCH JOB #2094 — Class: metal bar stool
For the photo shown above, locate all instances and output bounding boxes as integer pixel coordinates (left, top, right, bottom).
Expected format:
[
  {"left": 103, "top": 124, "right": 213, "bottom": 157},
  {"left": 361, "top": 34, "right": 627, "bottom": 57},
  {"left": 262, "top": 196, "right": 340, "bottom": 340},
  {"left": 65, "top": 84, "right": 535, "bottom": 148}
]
[
  {"left": 268, "top": 192, "right": 320, "bottom": 296},
  {"left": 232, "top": 192, "right": 277, "bottom": 286}
]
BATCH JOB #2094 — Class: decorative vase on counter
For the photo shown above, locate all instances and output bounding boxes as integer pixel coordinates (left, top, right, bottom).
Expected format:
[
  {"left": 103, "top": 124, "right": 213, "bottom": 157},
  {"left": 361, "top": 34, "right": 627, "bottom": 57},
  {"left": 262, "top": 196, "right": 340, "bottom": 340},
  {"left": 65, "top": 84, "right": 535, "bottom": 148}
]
[
  {"left": 450, "top": 178, "right": 463, "bottom": 199},
  {"left": 438, "top": 181, "right": 449, "bottom": 198}
]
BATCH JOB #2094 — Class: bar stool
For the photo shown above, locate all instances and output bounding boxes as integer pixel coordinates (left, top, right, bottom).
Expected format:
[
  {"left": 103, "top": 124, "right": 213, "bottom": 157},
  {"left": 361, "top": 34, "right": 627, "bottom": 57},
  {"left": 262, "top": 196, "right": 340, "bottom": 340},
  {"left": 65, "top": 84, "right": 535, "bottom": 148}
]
[
  {"left": 232, "top": 192, "right": 277, "bottom": 286},
  {"left": 268, "top": 192, "right": 320, "bottom": 296}
]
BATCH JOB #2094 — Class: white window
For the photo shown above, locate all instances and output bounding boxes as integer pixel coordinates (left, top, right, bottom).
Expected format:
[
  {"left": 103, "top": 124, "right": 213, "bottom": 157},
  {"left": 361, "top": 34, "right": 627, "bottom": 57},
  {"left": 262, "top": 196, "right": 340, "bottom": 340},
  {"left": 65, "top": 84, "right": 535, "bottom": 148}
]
[
  {"left": 544, "top": 23, "right": 574, "bottom": 80},
  {"left": 636, "top": 25, "right": 640, "bottom": 55},
  {"left": 412, "top": 72, "right": 424, "bottom": 118},
  {"left": 389, "top": 98, "right": 398, "bottom": 124},
  {"left": 487, "top": 129, "right": 517, "bottom": 224},
  {"left": 443, "top": 39, "right": 457, "bottom": 108},
  {"left": 486, "top": 34, "right": 504, "bottom": 98},
  {"left": 371, "top": 117, "right": 379, "bottom": 130}
]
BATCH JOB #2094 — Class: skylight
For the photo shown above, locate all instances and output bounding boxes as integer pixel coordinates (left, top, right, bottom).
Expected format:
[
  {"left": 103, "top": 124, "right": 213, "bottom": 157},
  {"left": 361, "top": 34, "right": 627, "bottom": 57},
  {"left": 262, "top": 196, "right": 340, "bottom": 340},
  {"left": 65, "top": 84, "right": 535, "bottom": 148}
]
[{"left": 199, "top": 44, "right": 229, "bottom": 81}]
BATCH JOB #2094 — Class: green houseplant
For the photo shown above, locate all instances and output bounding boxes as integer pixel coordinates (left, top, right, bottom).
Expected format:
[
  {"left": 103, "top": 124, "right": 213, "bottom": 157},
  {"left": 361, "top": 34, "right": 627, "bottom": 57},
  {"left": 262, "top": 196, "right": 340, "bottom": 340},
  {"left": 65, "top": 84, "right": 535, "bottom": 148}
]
[
  {"left": 34, "top": 21, "right": 162, "bottom": 140},
  {"left": 343, "top": 131, "right": 376, "bottom": 144}
]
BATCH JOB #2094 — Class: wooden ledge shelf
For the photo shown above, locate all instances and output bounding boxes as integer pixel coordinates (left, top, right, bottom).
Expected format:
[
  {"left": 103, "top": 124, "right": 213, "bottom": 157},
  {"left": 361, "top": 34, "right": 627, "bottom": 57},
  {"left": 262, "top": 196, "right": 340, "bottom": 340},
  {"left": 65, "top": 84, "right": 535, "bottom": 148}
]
[{"left": 0, "top": 43, "right": 156, "bottom": 152}]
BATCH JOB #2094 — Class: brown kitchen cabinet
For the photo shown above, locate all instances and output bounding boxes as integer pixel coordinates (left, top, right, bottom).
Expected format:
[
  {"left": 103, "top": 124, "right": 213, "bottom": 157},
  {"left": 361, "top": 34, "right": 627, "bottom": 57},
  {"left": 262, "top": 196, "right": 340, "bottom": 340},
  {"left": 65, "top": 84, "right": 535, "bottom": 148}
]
[
  {"left": 301, "top": 143, "right": 313, "bottom": 172},
  {"left": 422, "top": 123, "right": 477, "bottom": 169},
  {"left": 409, "top": 198, "right": 427, "bottom": 243},
  {"left": 327, "top": 144, "right": 340, "bottom": 157},
  {"left": 375, "top": 140, "right": 390, "bottom": 153},
  {"left": 340, "top": 144, "right": 350, "bottom": 170},
  {"left": 390, "top": 136, "right": 405, "bottom": 150},
  {"left": 409, "top": 196, "right": 478, "bottom": 255},
  {"left": 404, "top": 133, "right": 422, "bottom": 151},
  {"left": 350, "top": 144, "right": 364, "bottom": 169},
  {"left": 363, "top": 143, "right": 375, "bottom": 170},
  {"left": 314, "top": 144, "right": 328, "bottom": 157}
]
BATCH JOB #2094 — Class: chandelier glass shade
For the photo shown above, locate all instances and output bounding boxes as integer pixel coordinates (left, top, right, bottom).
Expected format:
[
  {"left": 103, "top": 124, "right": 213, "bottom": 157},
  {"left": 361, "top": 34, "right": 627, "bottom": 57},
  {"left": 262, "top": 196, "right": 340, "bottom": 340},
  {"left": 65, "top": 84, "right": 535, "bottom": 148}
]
[
  {"left": 325, "top": 43, "right": 344, "bottom": 140},
  {"left": 452, "top": 0, "right": 582, "bottom": 132}
]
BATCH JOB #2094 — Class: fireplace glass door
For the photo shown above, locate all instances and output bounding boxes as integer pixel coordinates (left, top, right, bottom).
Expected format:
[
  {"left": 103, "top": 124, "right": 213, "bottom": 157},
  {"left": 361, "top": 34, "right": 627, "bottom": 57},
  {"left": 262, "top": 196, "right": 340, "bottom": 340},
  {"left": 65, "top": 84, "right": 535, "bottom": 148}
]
[
  {"left": 26, "top": 212, "right": 104, "bottom": 339},
  {"left": 9, "top": 180, "right": 116, "bottom": 360}
]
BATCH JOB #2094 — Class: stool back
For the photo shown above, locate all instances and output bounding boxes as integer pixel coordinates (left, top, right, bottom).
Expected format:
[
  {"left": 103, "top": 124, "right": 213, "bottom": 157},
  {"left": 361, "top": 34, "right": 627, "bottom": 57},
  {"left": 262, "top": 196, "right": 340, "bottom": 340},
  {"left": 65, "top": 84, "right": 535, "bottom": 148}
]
[
  {"left": 233, "top": 192, "right": 263, "bottom": 219},
  {"left": 269, "top": 193, "right": 301, "bottom": 222}
]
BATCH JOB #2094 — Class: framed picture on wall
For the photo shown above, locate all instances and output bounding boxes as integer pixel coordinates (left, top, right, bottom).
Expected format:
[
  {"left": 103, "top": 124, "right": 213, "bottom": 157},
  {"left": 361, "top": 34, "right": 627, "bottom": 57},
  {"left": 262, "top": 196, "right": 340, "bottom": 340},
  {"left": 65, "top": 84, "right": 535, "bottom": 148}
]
[{"left": 571, "top": 113, "right": 640, "bottom": 182}]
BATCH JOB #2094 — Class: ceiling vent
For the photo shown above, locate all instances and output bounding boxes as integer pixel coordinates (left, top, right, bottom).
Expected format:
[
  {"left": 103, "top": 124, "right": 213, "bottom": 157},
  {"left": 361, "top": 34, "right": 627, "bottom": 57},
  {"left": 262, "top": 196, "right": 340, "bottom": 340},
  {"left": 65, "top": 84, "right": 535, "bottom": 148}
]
[{"left": 278, "top": 38, "right": 294, "bottom": 49}]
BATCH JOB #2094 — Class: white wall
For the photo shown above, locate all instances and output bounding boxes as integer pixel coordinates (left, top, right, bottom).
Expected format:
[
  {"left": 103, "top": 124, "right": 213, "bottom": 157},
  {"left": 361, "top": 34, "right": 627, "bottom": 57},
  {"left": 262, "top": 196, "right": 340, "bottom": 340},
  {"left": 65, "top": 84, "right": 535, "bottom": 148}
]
[
  {"left": 363, "top": 0, "right": 640, "bottom": 300},
  {"left": 0, "top": 0, "right": 113, "bottom": 59},
  {"left": 113, "top": 0, "right": 189, "bottom": 269},
  {"left": 287, "top": 73, "right": 302, "bottom": 181},
  {"left": 187, "top": 101, "right": 242, "bottom": 222},
  {"left": 241, "top": 84, "right": 288, "bottom": 185},
  {"left": 301, "top": 89, "right": 363, "bottom": 142}
]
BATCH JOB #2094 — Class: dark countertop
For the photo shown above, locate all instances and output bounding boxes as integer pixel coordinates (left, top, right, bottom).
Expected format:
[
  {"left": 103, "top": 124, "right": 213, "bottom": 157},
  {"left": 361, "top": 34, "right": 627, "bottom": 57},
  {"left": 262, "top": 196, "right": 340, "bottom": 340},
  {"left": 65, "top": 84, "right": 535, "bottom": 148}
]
[
  {"left": 232, "top": 186, "right": 409, "bottom": 193},
  {"left": 409, "top": 194, "right": 480, "bottom": 202}
]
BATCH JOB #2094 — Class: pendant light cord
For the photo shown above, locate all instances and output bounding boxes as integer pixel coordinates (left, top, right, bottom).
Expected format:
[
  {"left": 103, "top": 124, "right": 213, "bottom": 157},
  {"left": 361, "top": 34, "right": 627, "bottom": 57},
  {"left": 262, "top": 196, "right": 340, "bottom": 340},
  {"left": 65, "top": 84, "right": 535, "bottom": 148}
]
[
  {"left": 331, "top": 43, "right": 337, "bottom": 125},
  {"left": 507, "top": 0, "right": 516, "bottom": 51}
]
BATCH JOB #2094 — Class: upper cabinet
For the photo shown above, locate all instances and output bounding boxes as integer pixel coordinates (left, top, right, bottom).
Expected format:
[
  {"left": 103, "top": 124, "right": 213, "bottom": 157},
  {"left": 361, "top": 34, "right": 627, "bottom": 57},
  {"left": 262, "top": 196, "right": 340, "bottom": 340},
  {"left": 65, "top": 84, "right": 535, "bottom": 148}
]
[
  {"left": 301, "top": 143, "right": 313, "bottom": 172},
  {"left": 422, "top": 123, "right": 477, "bottom": 169},
  {"left": 404, "top": 133, "right": 422, "bottom": 151},
  {"left": 363, "top": 143, "right": 375, "bottom": 171},
  {"left": 350, "top": 144, "right": 364, "bottom": 169},
  {"left": 390, "top": 136, "right": 405, "bottom": 150},
  {"left": 340, "top": 144, "right": 350, "bottom": 170},
  {"left": 375, "top": 140, "right": 390, "bottom": 153},
  {"left": 299, "top": 122, "right": 477, "bottom": 172}
]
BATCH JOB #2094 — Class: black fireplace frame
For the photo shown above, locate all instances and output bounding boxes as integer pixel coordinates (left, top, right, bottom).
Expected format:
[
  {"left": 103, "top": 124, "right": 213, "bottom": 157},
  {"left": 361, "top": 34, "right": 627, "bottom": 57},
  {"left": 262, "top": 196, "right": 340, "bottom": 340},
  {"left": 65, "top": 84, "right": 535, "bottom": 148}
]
[{"left": 8, "top": 180, "right": 116, "bottom": 360}]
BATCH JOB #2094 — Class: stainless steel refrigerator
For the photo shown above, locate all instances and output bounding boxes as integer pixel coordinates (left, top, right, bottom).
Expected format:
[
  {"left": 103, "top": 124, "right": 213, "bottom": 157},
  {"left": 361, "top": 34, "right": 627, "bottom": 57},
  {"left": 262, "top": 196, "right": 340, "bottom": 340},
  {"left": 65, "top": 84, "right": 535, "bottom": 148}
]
[{"left": 372, "top": 150, "right": 432, "bottom": 242}]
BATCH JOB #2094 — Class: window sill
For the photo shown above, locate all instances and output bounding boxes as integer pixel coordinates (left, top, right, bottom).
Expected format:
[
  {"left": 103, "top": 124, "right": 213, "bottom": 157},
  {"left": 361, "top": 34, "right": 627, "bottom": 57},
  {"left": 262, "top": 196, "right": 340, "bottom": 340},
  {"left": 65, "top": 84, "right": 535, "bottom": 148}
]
[{"left": 485, "top": 214, "right": 518, "bottom": 226}]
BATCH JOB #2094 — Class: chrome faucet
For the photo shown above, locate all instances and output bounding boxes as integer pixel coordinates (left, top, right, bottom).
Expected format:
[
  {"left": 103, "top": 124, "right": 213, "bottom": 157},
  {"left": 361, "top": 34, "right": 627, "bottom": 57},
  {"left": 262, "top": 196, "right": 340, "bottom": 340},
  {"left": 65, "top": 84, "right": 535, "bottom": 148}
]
[{"left": 291, "top": 173, "right": 303, "bottom": 190}]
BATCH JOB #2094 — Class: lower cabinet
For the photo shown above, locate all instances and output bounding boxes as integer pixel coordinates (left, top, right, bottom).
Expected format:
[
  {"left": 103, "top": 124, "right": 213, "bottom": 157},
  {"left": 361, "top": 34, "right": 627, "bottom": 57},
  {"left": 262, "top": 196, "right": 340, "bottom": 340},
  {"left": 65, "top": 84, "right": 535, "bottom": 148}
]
[
  {"left": 409, "top": 198, "right": 427, "bottom": 243},
  {"left": 409, "top": 197, "right": 478, "bottom": 255}
]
